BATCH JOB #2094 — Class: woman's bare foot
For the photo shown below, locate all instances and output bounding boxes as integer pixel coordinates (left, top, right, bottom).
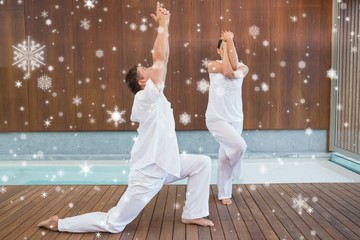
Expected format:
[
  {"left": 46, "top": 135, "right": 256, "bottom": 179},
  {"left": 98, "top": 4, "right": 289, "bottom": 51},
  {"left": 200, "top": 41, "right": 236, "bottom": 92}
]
[
  {"left": 221, "top": 198, "right": 232, "bottom": 205},
  {"left": 38, "top": 215, "right": 59, "bottom": 231},
  {"left": 181, "top": 218, "right": 214, "bottom": 227}
]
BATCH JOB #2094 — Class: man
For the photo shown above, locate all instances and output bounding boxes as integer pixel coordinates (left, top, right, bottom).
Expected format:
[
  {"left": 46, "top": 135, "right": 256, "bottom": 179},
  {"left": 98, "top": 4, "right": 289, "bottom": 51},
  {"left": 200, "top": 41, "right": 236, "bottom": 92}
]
[{"left": 38, "top": 2, "right": 213, "bottom": 233}]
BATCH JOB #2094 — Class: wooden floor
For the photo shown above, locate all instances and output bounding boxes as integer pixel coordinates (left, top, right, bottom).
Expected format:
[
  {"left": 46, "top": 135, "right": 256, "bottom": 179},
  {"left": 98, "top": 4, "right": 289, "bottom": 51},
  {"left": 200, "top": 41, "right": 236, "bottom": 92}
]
[{"left": 1, "top": 183, "right": 360, "bottom": 240}]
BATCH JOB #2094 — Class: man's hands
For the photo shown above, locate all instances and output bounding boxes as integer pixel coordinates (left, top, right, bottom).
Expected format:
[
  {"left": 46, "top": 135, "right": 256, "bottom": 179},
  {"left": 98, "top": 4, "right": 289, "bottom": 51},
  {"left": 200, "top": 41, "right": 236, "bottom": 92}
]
[{"left": 150, "top": 2, "right": 170, "bottom": 25}]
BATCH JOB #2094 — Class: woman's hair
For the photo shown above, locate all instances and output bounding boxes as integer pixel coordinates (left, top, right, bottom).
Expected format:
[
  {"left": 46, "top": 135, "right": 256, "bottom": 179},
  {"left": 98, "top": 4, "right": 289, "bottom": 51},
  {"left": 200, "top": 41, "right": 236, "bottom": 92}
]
[
  {"left": 125, "top": 65, "right": 142, "bottom": 94},
  {"left": 217, "top": 39, "right": 223, "bottom": 49},
  {"left": 217, "top": 38, "right": 236, "bottom": 49}
]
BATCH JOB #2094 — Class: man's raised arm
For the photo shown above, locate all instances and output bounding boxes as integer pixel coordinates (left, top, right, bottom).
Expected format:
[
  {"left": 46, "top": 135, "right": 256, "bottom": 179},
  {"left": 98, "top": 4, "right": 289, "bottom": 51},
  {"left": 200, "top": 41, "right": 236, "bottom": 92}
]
[{"left": 150, "top": 2, "right": 170, "bottom": 85}]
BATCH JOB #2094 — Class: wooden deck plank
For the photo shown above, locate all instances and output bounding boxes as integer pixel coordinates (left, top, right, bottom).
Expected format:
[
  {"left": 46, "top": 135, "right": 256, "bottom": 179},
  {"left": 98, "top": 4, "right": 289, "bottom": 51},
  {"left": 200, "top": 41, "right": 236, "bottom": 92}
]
[
  {"left": 242, "top": 185, "right": 280, "bottom": 240},
  {"left": 314, "top": 183, "right": 360, "bottom": 218},
  {"left": 146, "top": 186, "right": 168, "bottom": 240},
  {"left": 265, "top": 184, "right": 320, "bottom": 240},
  {"left": 294, "top": 183, "right": 360, "bottom": 239},
  {"left": 173, "top": 185, "right": 186, "bottom": 240},
  {"left": 344, "top": 183, "right": 360, "bottom": 195},
  {"left": 244, "top": 184, "right": 293, "bottom": 240},
  {"left": 208, "top": 186, "right": 226, "bottom": 240},
  {"left": 6, "top": 185, "right": 73, "bottom": 240},
  {"left": 282, "top": 184, "right": 343, "bottom": 240},
  {"left": 0, "top": 183, "right": 359, "bottom": 240},
  {"left": 159, "top": 185, "right": 176, "bottom": 240},
  {"left": 39, "top": 186, "right": 95, "bottom": 239},
  {"left": 0, "top": 185, "right": 39, "bottom": 218},
  {"left": 255, "top": 184, "right": 305, "bottom": 239},
  {"left": 0, "top": 185, "right": 55, "bottom": 239},
  {"left": 132, "top": 192, "right": 158, "bottom": 240},
  {"left": 332, "top": 183, "right": 360, "bottom": 205},
  {"left": 66, "top": 185, "right": 112, "bottom": 240},
  {"left": 0, "top": 185, "right": 34, "bottom": 204},
  {"left": 232, "top": 185, "right": 266, "bottom": 240},
  {"left": 211, "top": 185, "right": 239, "bottom": 240}
]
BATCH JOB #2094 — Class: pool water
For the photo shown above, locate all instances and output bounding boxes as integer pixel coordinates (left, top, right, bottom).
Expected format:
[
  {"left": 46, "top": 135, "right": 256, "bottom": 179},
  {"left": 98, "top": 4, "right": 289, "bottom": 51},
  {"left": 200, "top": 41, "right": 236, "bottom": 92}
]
[{"left": 1, "top": 157, "right": 360, "bottom": 185}]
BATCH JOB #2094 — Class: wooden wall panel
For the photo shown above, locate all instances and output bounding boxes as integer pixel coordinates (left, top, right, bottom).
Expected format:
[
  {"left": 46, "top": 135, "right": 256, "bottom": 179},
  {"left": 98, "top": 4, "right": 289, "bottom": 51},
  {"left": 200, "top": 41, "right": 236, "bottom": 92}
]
[
  {"left": 74, "top": 0, "right": 126, "bottom": 131},
  {"left": 221, "top": 0, "right": 271, "bottom": 129},
  {"left": 169, "top": 0, "right": 220, "bottom": 130},
  {"left": 270, "top": 0, "right": 325, "bottom": 129},
  {"left": 24, "top": 0, "right": 76, "bottom": 131},
  {"left": 0, "top": 0, "right": 333, "bottom": 132},
  {"left": 0, "top": 6, "right": 28, "bottom": 132}
]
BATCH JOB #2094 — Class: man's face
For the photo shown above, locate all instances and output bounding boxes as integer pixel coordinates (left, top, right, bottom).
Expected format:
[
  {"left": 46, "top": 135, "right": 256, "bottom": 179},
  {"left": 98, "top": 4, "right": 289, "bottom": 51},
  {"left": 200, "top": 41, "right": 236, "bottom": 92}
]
[{"left": 137, "top": 66, "right": 150, "bottom": 89}]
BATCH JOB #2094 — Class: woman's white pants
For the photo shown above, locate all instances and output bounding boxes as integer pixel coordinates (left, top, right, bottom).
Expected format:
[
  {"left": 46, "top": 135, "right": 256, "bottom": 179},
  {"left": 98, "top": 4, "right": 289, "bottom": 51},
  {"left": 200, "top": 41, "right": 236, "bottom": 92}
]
[
  {"left": 206, "top": 120, "right": 247, "bottom": 200},
  {"left": 58, "top": 154, "right": 211, "bottom": 233}
]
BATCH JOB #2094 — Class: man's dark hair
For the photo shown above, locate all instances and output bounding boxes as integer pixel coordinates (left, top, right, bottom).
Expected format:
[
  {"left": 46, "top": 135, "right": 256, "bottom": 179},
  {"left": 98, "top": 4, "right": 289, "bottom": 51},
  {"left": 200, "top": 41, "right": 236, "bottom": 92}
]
[{"left": 126, "top": 65, "right": 142, "bottom": 94}]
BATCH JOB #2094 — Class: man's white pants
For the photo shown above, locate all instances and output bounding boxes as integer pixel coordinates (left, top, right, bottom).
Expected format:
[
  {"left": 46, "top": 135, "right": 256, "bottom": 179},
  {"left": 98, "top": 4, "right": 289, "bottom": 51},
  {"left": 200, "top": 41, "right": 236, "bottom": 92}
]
[
  {"left": 206, "top": 120, "right": 247, "bottom": 200},
  {"left": 58, "top": 154, "right": 211, "bottom": 233}
]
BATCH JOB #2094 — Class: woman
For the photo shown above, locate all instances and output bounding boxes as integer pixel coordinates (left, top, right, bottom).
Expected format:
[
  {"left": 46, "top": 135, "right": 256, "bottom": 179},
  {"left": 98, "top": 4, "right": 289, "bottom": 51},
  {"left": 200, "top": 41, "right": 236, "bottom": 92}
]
[{"left": 205, "top": 31, "right": 249, "bottom": 205}]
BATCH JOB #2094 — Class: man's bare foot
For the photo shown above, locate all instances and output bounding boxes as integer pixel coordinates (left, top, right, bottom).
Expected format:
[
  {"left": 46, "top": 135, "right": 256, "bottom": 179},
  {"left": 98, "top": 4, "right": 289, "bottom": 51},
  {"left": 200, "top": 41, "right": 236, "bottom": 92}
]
[
  {"left": 181, "top": 218, "right": 214, "bottom": 227},
  {"left": 221, "top": 199, "right": 232, "bottom": 205},
  {"left": 38, "top": 215, "right": 59, "bottom": 231}
]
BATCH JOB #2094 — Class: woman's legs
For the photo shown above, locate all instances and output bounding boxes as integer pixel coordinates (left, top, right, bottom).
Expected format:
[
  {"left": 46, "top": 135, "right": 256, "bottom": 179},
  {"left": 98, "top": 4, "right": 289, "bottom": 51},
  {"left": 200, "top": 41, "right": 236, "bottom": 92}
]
[{"left": 206, "top": 120, "right": 247, "bottom": 202}]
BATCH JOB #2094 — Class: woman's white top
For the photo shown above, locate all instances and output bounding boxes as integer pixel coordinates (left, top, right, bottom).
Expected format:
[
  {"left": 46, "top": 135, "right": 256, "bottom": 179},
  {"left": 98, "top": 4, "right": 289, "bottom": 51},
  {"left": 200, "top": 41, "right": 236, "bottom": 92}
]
[
  {"left": 130, "top": 79, "right": 180, "bottom": 178},
  {"left": 205, "top": 62, "right": 245, "bottom": 123}
]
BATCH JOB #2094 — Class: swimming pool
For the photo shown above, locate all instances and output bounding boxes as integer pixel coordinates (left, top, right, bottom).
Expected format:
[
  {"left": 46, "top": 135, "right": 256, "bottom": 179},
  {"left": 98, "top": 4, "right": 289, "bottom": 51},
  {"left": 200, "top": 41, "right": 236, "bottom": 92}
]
[{"left": 1, "top": 156, "right": 360, "bottom": 185}]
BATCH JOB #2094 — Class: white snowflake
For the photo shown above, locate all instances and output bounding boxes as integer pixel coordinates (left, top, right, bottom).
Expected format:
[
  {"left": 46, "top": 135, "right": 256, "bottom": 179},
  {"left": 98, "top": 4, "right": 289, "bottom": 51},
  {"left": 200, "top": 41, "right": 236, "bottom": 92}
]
[
  {"left": 292, "top": 194, "right": 312, "bottom": 215},
  {"left": 12, "top": 36, "right": 46, "bottom": 76},
  {"left": 95, "top": 49, "right": 104, "bottom": 58},
  {"left": 351, "top": 46, "right": 358, "bottom": 53},
  {"left": 261, "top": 82, "right": 269, "bottom": 92},
  {"left": 89, "top": 117, "right": 96, "bottom": 124},
  {"left": 33, "top": 151, "right": 45, "bottom": 159},
  {"left": 290, "top": 16, "right": 298, "bottom": 22},
  {"left": 129, "top": 23, "right": 137, "bottom": 31},
  {"left": 179, "top": 112, "right": 191, "bottom": 125},
  {"left": 45, "top": 19, "right": 52, "bottom": 26},
  {"left": 107, "top": 106, "right": 126, "bottom": 127},
  {"left": 15, "top": 80, "right": 22, "bottom": 88},
  {"left": 79, "top": 162, "right": 92, "bottom": 177},
  {"left": 80, "top": 18, "right": 91, "bottom": 30},
  {"left": 201, "top": 58, "right": 210, "bottom": 68},
  {"left": 249, "top": 25, "right": 260, "bottom": 39},
  {"left": 196, "top": 79, "right": 210, "bottom": 93},
  {"left": 44, "top": 118, "right": 51, "bottom": 128},
  {"left": 37, "top": 74, "right": 52, "bottom": 91},
  {"left": 298, "top": 61, "right": 306, "bottom": 69},
  {"left": 72, "top": 96, "right": 82, "bottom": 106},
  {"left": 84, "top": 0, "right": 96, "bottom": 10},
  {"left": 41, "top": 191, "right": 48, "bottom": 198},
  {"left": 0, "top": 186, "right": 6, "bottom": 193},
  {"left": 139, "top": 23, "right": 148, "bottom": 32},
  {"left": 141, "top": 17, "right": 148, "bottom": 23},
  {"left": 1, "top": 176, "right": 8, "bottom": 183},
  {"left": 326, "top": 68, "right": 338, "bottom": 80},
  {"left": 0, "top": 0, "right": 5, "bottom": 5},
  {"left": 305, "top": 127, "right": 313, "bottom": 136},
  {"left": 41, "top": 10, "right": 48, "bottom": 18}
]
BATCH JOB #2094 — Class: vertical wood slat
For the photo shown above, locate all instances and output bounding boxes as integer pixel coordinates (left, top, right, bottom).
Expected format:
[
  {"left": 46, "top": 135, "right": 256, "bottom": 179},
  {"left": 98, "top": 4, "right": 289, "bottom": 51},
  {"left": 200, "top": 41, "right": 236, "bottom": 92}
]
[
  {"left": 0, "top": 4, "right": 28, "bottom": 132},
  {"left": 334, "top": 0, "right": 360, "bottom": 156}
]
